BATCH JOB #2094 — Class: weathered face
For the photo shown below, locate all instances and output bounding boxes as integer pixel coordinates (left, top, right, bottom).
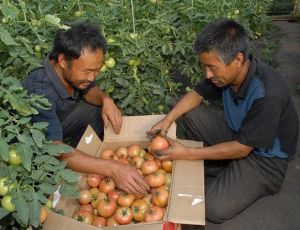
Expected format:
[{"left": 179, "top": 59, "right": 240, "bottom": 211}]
[
  {"left": 61, "top": 48, "right": 104, "bottom": 89},
  {"left": 199, "top": 51, "right": 239, "bottom": 88}
]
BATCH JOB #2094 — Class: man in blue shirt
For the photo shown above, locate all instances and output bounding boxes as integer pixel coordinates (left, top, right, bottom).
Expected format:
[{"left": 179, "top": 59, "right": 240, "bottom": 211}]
[
  {"left": 23, "top": 23, "right": 149, "bottom": 195},
  {"left": 151, "top": 19, "right": 298, "bottom": 223}
]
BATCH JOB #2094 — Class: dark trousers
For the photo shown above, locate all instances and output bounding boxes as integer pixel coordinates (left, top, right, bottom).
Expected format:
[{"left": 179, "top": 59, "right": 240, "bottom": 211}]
[
  {"left": 177, "top": 105, "right": 288, "bottom": 224},
  {"left": 58, "top": 100, "right": 104, "bottom": 147}
]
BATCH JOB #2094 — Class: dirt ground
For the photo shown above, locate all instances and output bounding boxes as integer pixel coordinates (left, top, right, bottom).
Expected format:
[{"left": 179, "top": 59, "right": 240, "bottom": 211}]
[{"left": 182, "top": 20, "right": 300, "bottom": 230}]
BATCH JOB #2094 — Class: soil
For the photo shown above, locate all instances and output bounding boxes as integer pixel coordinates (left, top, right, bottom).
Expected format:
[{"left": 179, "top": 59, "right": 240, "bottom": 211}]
[{"left": 181, "top": 20, "right": 300, "bottom": 230}]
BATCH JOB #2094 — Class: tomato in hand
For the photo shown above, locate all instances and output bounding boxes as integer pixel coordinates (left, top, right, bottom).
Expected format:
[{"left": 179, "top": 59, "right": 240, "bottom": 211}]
[{"left": 148, "top": 136, "right": 169, "bottom": 154}]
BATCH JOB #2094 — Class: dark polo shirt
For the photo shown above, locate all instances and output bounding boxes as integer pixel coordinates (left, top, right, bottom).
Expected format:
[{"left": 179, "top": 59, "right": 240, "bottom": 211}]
[
  {"left": 22, "top": 56, "right": 95, "bottom": 141},
  {"left": 194, "top": 56, "right": 298, "bottom": 158}
]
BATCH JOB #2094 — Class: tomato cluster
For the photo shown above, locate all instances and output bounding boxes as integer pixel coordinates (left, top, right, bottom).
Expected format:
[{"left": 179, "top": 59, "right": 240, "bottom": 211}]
[{"left": 73, "top": 142, "right": 173, "bottom": 227}]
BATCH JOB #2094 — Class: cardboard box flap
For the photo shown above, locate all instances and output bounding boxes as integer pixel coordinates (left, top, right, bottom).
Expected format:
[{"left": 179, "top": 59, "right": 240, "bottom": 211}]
[
  {"left": 104, "top": 115, "right": 176, "bottom": 141},
  {"left": 168, "top": 140, "right": 205, "bottom": 225},
  {"left": 77, "top": 125, "right": 102, "bottom": 156}
]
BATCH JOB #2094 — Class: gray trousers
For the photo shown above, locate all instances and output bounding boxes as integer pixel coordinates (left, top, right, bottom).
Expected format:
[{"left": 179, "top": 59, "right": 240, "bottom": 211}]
[
  {"left": 58, "top": 100, "right": 104, "bottom": 147},
  {"left": 177, "top": 106, "right": 288, "bottom": 223}
]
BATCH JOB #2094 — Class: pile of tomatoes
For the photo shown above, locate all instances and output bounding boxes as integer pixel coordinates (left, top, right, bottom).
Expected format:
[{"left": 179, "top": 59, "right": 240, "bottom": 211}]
[{"left": 73, "top": 137, "right": 172, "bottom": 227}]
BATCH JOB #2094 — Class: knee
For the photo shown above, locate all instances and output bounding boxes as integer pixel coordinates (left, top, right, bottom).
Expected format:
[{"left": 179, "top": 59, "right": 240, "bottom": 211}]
[{"left": 206, "top": 201, "right": 228, "bottom": 224}]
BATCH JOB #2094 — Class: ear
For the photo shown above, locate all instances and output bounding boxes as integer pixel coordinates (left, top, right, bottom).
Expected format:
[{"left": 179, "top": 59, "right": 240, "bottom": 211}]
[
  {"left": 232, "top": 52, "right": 245, "bottom": 67},
  {"left": 57, "top": 54, "right": 68, "bottom": 70}
]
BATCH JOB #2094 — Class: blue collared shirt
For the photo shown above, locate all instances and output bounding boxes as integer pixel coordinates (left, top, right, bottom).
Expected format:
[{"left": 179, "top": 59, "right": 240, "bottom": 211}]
[{"left": 22, "top": 56, "right": 95, "bottom": 141}]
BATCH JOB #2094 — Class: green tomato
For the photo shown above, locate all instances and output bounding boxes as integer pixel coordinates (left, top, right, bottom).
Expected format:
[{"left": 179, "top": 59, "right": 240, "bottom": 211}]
[
  {"left": 129, "top": 33, "right": 138, "bottom": 40},
  {"left": 31, "top": 19, "right": 40, "bottom": 27},
  {"left": 234, "top": 9, "right": 240, "bottom": 15},
  {"left": 34, "top": 45, "right": 42, "bottom": 53},
  {"left": 45, "top": 199, "right": 53, "bottom": 209},
  {"left": 0, "top": 177, "right": 9, "bottom": 196},
  {"left": 150, "top": 0, "right": 157, "bottom": 3},
  {"left": 107, "top": 37, "right": 116, "bottom": 44},
  {"left": 100, "top": 64, "right": 107, "bottom": 72},
  {"left": 9, "top": 149, "right": 22, "bottom": 166},
  {"left": 105, "top": 58, "right": 116, "bottom": 68},
  {"left": 128, "top": 59, "right": 136, "bottom": 66},
  {"left": 1, "top": 17, "right": 9, "bottom": 24},
  {"left": 2, "top": 195, "right": 15, "bottom": 212},
  {"left": 185, "top": 86, "right": 192, "bottom": 93},
  {"left": 74, "top": 10, "right": 83, "bottom": 17},
  {"left": 157, "top": 104, "right": 164, "bottom": 112}
]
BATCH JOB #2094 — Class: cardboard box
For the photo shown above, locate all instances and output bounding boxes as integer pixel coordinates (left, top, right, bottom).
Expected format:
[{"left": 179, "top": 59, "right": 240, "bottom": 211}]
[{"left": 43, "top": 115, "right": 205, "bottom": 229}]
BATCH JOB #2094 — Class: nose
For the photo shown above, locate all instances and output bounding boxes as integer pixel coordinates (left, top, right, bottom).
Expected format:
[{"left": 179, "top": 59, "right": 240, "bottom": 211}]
[{"left": 205, "top": 67, "right": 213, "bottom": 79}]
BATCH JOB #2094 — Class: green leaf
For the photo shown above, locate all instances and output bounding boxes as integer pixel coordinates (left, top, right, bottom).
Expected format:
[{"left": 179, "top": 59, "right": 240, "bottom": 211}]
[
  {"left": 60, "top": 183, "right": 80, "bottom": 199},
  {"left": 0, "top": 138, "right": 9, "bottom": 162},
  {"left": 31, "top": 169, "right": 44, "bottom": 180},
  {"left": 57, "top": 169, "right": 79, "bottom": 184},
  {"left": 44, "top": 143, "right": 73, "bottom": 156},
  {"left": 120, "top": 92, "right": 135, "bottom": 108},
  {"left": 0, "top": 27, "right": 19, "bottom": 46},
  {"left": 17, "top": 134, "right": 34, "bottom": 145},
  {"left": 16, "top": 143, "right": 33, "bottom": 171},
  {"left": 15, "top": 193, "right": 30, "bottom": 226},
  {"left": 0, "top": 1, "right": 19, "bottom": 20},
  {"left": 17, "top": 117, "right": 31, "bottom": 125},
  {"left": 6, "top": 95, "right": 32, "bottom": 117},
  {"left": 31, "top": 129, "right": 45, "bottom": 147},
  {"left": 33, "top": 155, "right": 52, "bottom": 164},
  {"left": 0, "top": 207, "right": 9, "bottom": 219},
  {"left": 29, "top": 193, "right": 40, "bottom": 228},
  {"left": 39, "top": 183, "right": 57, "bottom": 195},
  {"left": 32, "top": 122, "right": 48, "bottom": 130}
]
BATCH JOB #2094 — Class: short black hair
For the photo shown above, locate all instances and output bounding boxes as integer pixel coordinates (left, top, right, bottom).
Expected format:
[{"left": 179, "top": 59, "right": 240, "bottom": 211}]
[
  {"left": 49, "top": 22, "right": 107, "bottom": 62},
  {"left": 194, "top": 19, "right": 250, "bottom": 64}
]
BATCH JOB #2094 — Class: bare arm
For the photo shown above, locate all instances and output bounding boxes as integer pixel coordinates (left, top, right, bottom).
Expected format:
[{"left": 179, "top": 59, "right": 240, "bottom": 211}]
[
  {"left": 155, "top": 138, "right": 253, "bottom": 161},
  {"left": 55, "top": 141, "right": 149, "bottom": 194},
  {"left": 83, "top": 86, "right": 122, "bottom": 134},
  {"left": 151, "top": 90, "right": 203, "bottom": 135}
]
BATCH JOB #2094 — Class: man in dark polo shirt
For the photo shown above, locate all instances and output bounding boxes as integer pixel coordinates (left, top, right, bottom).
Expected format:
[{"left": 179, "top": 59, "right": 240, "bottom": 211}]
[
  {"left": 150, "top": 19, "right": 298, "bottom": 223},
  {"left": 22, "top": 23, "right": 149, "bottom": 195}
]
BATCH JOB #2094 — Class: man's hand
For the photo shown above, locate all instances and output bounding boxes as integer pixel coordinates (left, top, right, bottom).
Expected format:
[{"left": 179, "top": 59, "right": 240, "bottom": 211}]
[
  {"left": 153, "top": 137, "right": 190, "bottom": 161},
  {"left": 109, "top": 161, "right": 150, "bottom": 195},
  {"left": 102, "top": 97, "right": 122, "bottom": 134},
  {"left": 150, "top": 118, "right": 172, "bottom": 137}
]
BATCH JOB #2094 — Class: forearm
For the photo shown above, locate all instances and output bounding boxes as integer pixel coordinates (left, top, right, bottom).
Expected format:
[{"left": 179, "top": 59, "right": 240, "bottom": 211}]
[
  {"left": 165, "top": 90, "right": 203, "bottom": 124},
  {"left": 84, "top": 86, "right": 111, "bottom": 106},
  {"left": 187, "top": 141, "right": 253, "bottom": 160},
  {"left": 58, "top": 148, "right": 116, "bottom": 177}
]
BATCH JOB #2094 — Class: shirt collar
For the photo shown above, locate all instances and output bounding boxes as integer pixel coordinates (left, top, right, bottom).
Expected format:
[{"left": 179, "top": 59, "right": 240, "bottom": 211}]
[
  {"left": 230, "top": 55, "right": 259, "bottom": 101},
  {"left": 44, "top": 55, "right": 79, "bottom": 100}
]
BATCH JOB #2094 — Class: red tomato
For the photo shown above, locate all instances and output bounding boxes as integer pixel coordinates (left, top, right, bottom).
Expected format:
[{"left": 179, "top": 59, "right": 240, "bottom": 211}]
[
  {"left": 146, "top": 171, "right": 165, "bottom": 188},
  {"left": 73, "top": 210, "right": 94, "bottom": 225},
  {"left": 145, "top": 152, "right": 155, "bottom": 161},
  {"left": 96, "top": 198, "right": 117, "bottom": 218},
  {"left": 148, "top": 136, "right": 169, "bottom": 154},
  {"left": 107, "top": 189, "right": 122, "bottom": 202},
  {"left": 79, "top": 204, "right": 93, "bottom": 213},
  {"left": 92, "top": 216, "right": 107, "bottom": 227},
  {"left": 162, "top": 160, "right": 173, "bottom": 173},
  {"left": 87, "top": 174, "right": 102, "bottom": 188},
  {"left": 99, "top": 177, "right": 115, "bottom": 193},
  {"left": 141, "top": 160, "right": 158, "bottom": 175},
  {"left": 106, "top": 215, "right": 119, "bottom": 226},
  {"left": 155, "top": 159, "right": 162, "bottom": 169},
  {"left": 117, "top": 192, "right": 135, "bottom": 207},
  {"left": 144, "top": 206, "right": 164, "bottom": 222},
  {"left": 101, "top": 148, "right": 114, "bottom": 159},
  {"left": 40, "top": 206, "right": 48, "bottom": 224},
  {"left": 131, "top": 156, "right": 145, "bottom": 169},
  {"left": 78, "top": 189, "right": 92, "bottom": 205},
  {"left": 115, "top": 146, "right": 128, "bottom": 158},
  {"left": 151, "top": 187, "right": 169, "bottom": 208},
  {"left": 114, "top": 207, "right": 133, "bottom": 225},
  {"left": 91, "top": 191, "right": 107, "bottom": 208},
  {"left": 127, "top": 144, "right": 142, "bottom": 157},
  {"left": 131, "top": 199, "right": 149, "bottom": 222},
  {"left": 164, "top": 173, "right": 172, "bottom": 187}
]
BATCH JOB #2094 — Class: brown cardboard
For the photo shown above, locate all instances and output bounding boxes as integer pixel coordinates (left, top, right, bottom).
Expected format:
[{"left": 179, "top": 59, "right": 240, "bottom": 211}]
[{"left": 43, "top": 115, "right": 205, "bottom": 230}]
